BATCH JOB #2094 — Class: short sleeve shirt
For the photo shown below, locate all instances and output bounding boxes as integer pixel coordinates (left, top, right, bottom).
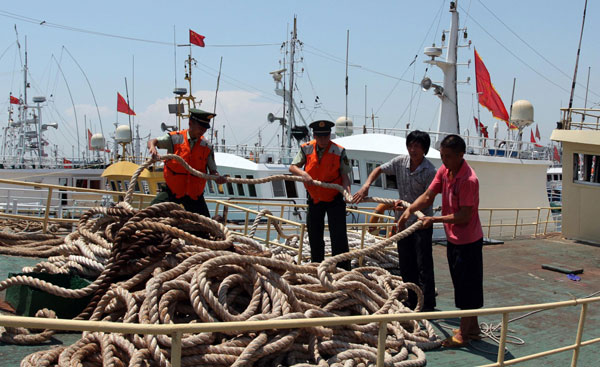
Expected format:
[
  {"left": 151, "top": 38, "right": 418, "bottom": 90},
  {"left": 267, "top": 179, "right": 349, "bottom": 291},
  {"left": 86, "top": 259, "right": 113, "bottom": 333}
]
[
  {"left": 380, "top": 155, "right": 436, "bottom": 226},
  {"left": 428, "top": 160, "right": 483, "bottom": 244},
  {"left": 156, "top": 132, "right": 217, "bottom": 172},
  {"left": 291, "top": 144, "right": 352, "bottom": 176}
]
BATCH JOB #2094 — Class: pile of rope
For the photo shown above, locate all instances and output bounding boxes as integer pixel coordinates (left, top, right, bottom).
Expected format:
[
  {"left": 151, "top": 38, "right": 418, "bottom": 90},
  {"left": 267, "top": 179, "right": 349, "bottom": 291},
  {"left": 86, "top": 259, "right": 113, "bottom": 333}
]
[
  {"left": 0, "top": 155, "right": 441, "bottom": 366},
  {"left": 0, "top": 218, "right": 72, "bottom": 257},
  {"left": 248, "top": 208, "right": 399, "bottom": 272}
]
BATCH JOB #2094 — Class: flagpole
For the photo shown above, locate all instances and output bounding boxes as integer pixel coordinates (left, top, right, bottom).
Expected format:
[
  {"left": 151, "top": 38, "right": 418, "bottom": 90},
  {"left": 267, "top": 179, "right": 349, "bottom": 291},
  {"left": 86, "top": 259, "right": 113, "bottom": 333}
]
[
  {"left": 211, "top": 57, "right": 223, "bottom": 144},
  {"left": 124, "top": 77, "right": 132, "bottom": 158},
  {"left": 174, "top": 25, "right": 177, "bottom": 90},
  {"left": 345, "top": 29, "right": 349, "bottom": 122},
  {"left": 84, "top": 114, "right": 87, "bottom": 164},
  {"left": 582, "top": 66, "right": 590, "bottom": 126},
  {"left": 567, "top": 0, "right": 588, "bottom": 128}
]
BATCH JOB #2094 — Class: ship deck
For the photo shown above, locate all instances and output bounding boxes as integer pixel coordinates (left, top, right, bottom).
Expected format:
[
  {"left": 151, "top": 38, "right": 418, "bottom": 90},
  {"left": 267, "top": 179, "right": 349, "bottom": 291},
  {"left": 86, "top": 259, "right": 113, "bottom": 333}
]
[{"left": 1, "top": 235, "right": 599, "bottom": 366}]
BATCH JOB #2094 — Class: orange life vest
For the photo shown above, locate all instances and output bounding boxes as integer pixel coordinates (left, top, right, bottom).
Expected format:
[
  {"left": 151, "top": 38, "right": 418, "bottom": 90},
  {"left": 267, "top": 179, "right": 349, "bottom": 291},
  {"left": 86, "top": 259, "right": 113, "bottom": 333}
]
[
  {"left": 301, "top": 140, "right": 344, "bottom": 203},
  {"left": 163, "top": 130, "right": 211, "bottom": 199}
]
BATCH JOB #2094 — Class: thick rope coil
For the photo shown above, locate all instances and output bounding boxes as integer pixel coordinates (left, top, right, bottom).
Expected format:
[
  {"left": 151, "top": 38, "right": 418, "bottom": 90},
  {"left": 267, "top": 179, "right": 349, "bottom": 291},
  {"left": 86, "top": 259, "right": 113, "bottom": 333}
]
[{"left": 0, "top": 155, "right": 441, "bottom": 366}]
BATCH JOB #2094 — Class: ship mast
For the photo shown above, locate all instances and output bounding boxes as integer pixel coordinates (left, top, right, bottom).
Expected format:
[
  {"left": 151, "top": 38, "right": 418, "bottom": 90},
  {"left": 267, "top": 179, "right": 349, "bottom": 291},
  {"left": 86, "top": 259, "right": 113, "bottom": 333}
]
[
  {"left": 422, "top": 1, "right": 462, "bottom": 137},
  {"left": 285, "top": 17, "right": 298, "bottom": 163}
]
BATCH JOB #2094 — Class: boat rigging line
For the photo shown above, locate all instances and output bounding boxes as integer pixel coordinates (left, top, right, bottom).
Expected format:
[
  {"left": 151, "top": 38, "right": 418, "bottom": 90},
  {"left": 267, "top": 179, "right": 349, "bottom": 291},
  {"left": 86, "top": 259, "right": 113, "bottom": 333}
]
[
  {"left": 568, "top": 0, "right": 588, "bottom": 111},
  {"left": 0, "top": 10, "right": 280, "bottom": 48},
  {"left": 62, "top": 46, "right": 104, "bottom": 137},
  {"left": 476, "top": 0, "right": 598, "bottom": 100},
  {"left": 51, "top": 54, "right": 80, "bottom": 162},
  {"left": 457, "top": 4, "right": 589, "bottom": 101}
]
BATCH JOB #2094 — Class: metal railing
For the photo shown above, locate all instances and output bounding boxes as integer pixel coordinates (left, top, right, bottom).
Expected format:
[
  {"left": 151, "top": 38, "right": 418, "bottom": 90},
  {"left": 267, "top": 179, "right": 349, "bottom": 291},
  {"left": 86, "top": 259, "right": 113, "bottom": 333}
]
[
  {"left": 0, "top": 296, "right": 598, "bottom": 367},
  {"left": 560, "top": 107, "right": 600, "bottom": 130},
  {"left": 1, "top": 178, "right": 561, "bottom": 240},
  {"left": 0, "top": 178, "right": 155, "bottom": 232}
]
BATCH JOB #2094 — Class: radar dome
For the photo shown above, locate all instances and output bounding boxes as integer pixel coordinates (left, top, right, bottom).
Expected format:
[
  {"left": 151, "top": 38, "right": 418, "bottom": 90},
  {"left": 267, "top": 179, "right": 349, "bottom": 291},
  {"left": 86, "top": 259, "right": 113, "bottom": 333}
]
[
  {"left": 90, "top": 133, "right": 106, "bottom": 150},
  {"left": 510, "top": 100, "right": 534, "bottom": 129},
  {"left": 335, "top": 116, "right": 353, "bottom": 137},
  {"left": 115, "top": 125, "right": 132, "bottom": 143}
]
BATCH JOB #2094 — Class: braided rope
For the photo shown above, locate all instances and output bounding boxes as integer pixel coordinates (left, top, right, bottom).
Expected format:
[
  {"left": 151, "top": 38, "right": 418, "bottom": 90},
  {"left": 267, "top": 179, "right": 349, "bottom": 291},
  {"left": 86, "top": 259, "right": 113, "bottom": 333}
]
[{"left": 0, "top": 155, "right": 440, "bottom": 366}]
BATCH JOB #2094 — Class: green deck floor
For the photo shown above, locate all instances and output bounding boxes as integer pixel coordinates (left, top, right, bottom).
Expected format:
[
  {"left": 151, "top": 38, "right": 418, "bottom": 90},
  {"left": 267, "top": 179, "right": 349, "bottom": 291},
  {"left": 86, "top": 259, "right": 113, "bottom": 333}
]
[{"left": 1, "top": 236, "right": 599, "bottom": 366}]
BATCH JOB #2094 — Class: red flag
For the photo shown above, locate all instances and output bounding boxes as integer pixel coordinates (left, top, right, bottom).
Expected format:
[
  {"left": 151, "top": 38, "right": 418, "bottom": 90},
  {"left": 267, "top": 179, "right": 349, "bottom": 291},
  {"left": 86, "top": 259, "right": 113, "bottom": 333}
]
[
  {"left": 535, "top": 124, "right": 541, "bottom": 140},
  {"left": 63, "top": 158, "right": 72, "bottom": 168},
  {"left": 530, "top": 130, "right": 542, "bottom": 148},
  {"left": 553, "top": 146, "right": 561, "bottom": 162},
  {"left": 474, "top": 49, "right": 514, "bottom": 128},
  {"left": 88, "top": 129, "right": 93, "bottom": 150},
  {"left": 473, "top": 117, "right": 488, "bottom": 138},
  {"left": 474, "top": 116, "right": 480, "bottom": 134},
  {"left": 10, "top": 95, "right": 20, "bottom": 104},
  {"left": 480, "top": 125, "right": 489, "bottom": 138},
  {"left": 117, "top": 92, "right": 136, "bottom": 115},
  {"left": 189, "top": 29, "right": 205, "bottom": 47}
]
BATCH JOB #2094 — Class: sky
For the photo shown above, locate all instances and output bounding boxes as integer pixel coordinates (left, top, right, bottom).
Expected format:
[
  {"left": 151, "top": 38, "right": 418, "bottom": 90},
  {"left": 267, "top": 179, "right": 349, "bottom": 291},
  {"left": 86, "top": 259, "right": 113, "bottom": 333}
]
[{"left": 1, "top": 0, "right": 598, "bottom": 158}]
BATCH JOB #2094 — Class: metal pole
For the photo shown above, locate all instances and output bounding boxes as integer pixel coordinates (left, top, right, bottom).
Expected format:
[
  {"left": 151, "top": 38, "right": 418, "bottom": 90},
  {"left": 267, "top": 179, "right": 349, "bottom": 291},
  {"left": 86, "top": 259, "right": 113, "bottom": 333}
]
[
  {"left": 364, "top": 85, "right": 367, "bottom": 129},
  {"left": 567, "top": 0, "right": 588, "bottom": 113},
  {"left": 345, "top": 30, "right": 349, "bottom": 121},
  {"left": 376, "top": 321, "right": 387, "bottom": 367},
  {"left": 497, "top": 312, "right": 509, "bottom": 366},
  {"left": 581, "top": 66, "right": 590, "bottom": 126},
  {"left": 174, "top": 25, "right": 177, "bottom": 90},
  {"left": 212, "top": 57, "right": 223, "bottom": 144},
  {"left": 571, "top": 303, "right": 588, "bottom": 367}
]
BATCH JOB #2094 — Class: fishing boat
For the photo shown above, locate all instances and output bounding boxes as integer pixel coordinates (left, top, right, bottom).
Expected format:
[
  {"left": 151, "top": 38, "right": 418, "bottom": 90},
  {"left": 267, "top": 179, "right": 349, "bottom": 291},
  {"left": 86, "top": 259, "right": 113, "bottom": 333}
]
[{"left": 1, "top": 2, "right": 599, "bottom": 365}]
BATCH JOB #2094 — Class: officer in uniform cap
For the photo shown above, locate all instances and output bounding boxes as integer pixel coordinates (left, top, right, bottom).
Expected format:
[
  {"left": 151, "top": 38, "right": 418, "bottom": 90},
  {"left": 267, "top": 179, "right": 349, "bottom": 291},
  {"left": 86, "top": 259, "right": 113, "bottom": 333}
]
[
  {"left": 289, "top": 119, "right": 352, "bottom": 270},
  {"left": 309, "top": 119, "right": 335, "bottom": 135},
  {"left": 189, "top": 108, "right": 215, "bottom": 129},
  {"left": 148, "top": 108, "right": 226, "bottom": 216}
]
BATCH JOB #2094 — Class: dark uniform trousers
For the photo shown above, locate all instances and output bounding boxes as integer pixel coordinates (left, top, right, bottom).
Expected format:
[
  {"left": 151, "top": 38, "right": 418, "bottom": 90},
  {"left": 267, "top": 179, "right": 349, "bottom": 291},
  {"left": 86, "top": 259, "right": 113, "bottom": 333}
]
[
  {"left": 307, "top": 193, "right": 351, "bottom": 270},
  {"left": 150, "top": 184, "right": 210, "bottom": 218},
  {"left": 397, "top": 226, "right": 436, "bottom": 310}
]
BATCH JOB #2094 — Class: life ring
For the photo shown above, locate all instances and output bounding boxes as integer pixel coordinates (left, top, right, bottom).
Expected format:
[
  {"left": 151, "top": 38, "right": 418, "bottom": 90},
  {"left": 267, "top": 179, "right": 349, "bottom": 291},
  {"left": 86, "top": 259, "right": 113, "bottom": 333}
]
[{"left": 368, "top": 203, "right": 394, "bottom": 235}]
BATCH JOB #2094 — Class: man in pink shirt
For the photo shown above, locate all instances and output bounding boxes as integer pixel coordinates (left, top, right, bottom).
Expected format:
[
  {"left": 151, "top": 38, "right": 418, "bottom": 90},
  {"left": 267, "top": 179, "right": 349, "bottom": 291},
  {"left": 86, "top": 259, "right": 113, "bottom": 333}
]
[{"left": 398, "top": 134, "right": 484, "bottom": 347}]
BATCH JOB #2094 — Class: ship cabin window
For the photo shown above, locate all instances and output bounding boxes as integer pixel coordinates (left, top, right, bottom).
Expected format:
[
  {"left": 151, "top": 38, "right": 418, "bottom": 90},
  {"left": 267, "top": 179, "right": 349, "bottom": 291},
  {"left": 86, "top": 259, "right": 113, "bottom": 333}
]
[
  {"left": 246, "top": 175, "right": 257, "bottom": 197},
  {"left": 573, "top": 153, "right": 600, "bottom": 185},
  {"left": 206, "top": 181, "right": 215, "bottom": 194},
  {"left": 141, "top": 180, "right": 151, "bottom": 195},
  {"left": 350, "top": 159, "right": 361, "bottom": 184},
  {"left": 90, "top": 180, "right": 101, "bottom": 190},
  {"left": 123, "top": 181, "right": 129, "bottom": 191},
  {"left": 75, "top": 179, "right": 88, "bottom": 188},
  {"left": 226, "top": 182, "right": 235, "bottom": 196},
  {"left": 385, "top": 174, "right": 397, "bottom": 190},
  {"left": 217, "top": 184, "right": 225, "bottom": 195},
  {"left": 284, "top": 175, "right": 298, "bottom": 198},
  {"left": 272, "top": 180, "right": 286, "bottom": 197},
  {"left": 366, "top": 162, "right": 382, "bottom": 187},
  {"left": 156, "top": 183, "right": 162, "bottom": 193},
  {"left": 134, "top": 181, "right": 140, "bottom": 192},
  {"left": 235, "top": 175, "right": 245, "bottom": 196},
  {"left": 116, "top": 181, "right": 123, "bottom": 191},
  {"left": 110, "top": 181, "right": 117, "bottom": 191},
  {"left": 59, "top": 178, "right": 68, "bottom": 206}
]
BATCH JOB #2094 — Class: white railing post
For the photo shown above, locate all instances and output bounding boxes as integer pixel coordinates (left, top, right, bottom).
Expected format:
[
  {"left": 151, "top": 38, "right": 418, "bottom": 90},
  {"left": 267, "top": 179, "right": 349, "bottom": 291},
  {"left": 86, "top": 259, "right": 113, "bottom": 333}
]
[
  {"left": 376, "top": 321, "right": 387, "bottom": 367},
  {"left": 359, "top": 226, "right": 366, "bottom": 267},
  {"left": 43, "top": 188, "right": 53, "bottom": 234},
  {"left": 534, "top": 207, "right": 541, "bottom": 236},
  {"left": 171, "top": 331, "right": 182, "bottom": 367},
  {"left": 297, "top": 224, "right": 305, "bottom": 265},
  {"left": 571, "top": 303, "right": 588, "bottom": 367},
  {"left": 497, "top": 312, "right": 509, "bottom": 366}
]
